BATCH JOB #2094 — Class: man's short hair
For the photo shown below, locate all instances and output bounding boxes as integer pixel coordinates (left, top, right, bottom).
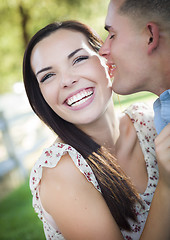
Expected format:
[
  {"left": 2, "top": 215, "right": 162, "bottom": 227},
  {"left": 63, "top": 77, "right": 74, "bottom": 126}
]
[{"left": 119, "top": 0, "right": 170, "bottom": 34}]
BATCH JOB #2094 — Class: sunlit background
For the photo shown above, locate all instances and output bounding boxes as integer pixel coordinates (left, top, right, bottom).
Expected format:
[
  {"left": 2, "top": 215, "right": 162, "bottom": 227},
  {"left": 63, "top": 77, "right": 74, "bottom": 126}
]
[{"left": 0, "top": 0, "right": 156, "bottom": 239}]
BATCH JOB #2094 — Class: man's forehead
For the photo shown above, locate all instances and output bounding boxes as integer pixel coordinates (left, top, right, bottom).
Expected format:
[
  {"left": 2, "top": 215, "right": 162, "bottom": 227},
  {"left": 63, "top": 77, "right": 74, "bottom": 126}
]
[
  {"left": 108, "top": 0, "right": 125, "bottom": 12},
  {"left": 105, "top": 0, "right": 125, "bottom": 27},
  {"left": 105, "top": 1, "right": 116, "bottom": 28}
]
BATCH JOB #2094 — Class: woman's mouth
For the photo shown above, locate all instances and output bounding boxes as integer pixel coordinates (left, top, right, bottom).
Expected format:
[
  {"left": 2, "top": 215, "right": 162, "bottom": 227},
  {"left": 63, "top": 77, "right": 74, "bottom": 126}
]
[{"left": 65, "top": 87, "right": 95, "bottom": 110}]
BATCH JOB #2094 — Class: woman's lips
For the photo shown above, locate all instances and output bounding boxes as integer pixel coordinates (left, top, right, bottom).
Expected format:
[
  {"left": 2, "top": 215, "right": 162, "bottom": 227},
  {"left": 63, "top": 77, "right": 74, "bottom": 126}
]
[{"left": 64, "top": 87, "right": 95, "bottom": 110}]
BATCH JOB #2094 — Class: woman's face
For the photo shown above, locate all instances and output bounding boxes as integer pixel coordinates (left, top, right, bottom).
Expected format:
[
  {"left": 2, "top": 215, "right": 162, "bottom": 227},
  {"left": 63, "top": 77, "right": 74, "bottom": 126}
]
[{"left": 31, "top": 29, "right": 112, "bottom": 126}]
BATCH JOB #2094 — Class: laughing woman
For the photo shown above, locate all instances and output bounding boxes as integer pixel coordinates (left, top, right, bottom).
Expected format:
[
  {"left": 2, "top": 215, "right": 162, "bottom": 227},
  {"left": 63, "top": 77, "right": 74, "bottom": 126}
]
[{"left": 23, "top": 21, "right": 159, "bottom": 240}]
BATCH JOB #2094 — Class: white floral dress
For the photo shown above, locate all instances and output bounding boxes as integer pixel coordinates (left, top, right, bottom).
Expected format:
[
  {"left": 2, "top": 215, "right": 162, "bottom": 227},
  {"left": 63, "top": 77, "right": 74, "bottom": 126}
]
[{"left": 30, "top": 103, "right": 158, "bottom": 240}]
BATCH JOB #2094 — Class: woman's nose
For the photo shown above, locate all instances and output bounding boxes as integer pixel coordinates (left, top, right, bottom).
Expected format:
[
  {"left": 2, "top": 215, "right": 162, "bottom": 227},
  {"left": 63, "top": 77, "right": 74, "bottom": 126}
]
[{"left": 60, "top": 72, "right": 78, "bottom": 88}]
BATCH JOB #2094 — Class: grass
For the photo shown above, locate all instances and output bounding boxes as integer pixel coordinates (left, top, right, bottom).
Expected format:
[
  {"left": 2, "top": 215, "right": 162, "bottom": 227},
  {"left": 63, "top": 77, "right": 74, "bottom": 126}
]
[
  {"left": 0, "top": 179, "right": 45, "bottom": 240},
  {"left": 0, "top": 91, "right": 157, "bottom": 239}
]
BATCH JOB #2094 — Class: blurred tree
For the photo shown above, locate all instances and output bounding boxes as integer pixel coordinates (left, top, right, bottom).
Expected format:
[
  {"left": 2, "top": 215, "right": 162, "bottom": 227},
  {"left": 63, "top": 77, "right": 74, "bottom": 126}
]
[
  {"left": 18, "top": 2, "right": 30, "bottom": 48},
  {"left": 0, "top": 0, "right": 109, "bottom": 93}
]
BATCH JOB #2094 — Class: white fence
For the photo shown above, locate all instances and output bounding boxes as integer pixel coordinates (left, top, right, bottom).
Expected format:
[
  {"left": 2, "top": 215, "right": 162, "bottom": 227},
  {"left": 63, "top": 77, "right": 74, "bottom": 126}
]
[
  {"left": 0, "top": 111, "right": 28, "bottom": 178},
  {"left": 0, "top": 91, "right": 54, "bottom": 180}
]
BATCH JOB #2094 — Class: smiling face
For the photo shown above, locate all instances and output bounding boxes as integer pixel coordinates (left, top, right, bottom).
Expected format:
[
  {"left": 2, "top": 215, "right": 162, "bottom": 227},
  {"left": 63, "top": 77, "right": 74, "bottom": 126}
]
[
  {"left": 31, "top": 29, "right": 112, "bottom": 126},
  {"left": 100, "top": 0, "right": 157, "bottom": 95}
]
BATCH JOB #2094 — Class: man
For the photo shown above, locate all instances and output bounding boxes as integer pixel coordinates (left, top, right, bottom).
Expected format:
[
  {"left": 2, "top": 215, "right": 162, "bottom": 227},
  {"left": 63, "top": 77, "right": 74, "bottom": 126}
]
[
  {"left": 100, "top": 0, "right": 170, "bottom": 134},
  {"left": 100, "top": 1, "right": 170, "bottom": 239}
]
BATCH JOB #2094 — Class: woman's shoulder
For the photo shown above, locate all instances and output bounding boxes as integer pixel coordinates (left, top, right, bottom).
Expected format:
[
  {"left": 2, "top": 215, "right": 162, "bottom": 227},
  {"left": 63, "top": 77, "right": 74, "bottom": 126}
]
[
  {"left": 124, "top": 102, "right": 157, "bottom": 137},
  {"left": 124, "top": 102, "right": 154, "bottom": 123},
  {"left": 29, "top": 142, "right": 75, "bottom": 188},
  {"left": 29, "top": 141, "right": 102, "bottom": 237},
  {"left": 29, "top": 141, "right": 101, "bottom": 194},
  {"left": 118, "top": 102, "right": 152, "bottom": 139},
  {"left": 39, "top": 152, "right": 91, "bottom": 212},
  {"left": 122, "top": 103, "right": 157, "bottom": 161},
  {"left": 118, "top": 102, "right": 157, "bottom": 158}
]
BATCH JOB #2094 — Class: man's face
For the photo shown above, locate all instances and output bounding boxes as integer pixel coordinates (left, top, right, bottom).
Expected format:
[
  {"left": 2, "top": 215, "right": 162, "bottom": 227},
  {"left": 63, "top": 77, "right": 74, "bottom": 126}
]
[{"left": 100, "top": 0, "right": 153, "bottom": 95}]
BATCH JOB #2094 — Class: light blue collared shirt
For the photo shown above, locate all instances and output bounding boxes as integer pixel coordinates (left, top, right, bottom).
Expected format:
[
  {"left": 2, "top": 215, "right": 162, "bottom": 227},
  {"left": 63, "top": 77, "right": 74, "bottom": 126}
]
[{"left": 153, "top": 89, "right": 170, "bottom": 134}]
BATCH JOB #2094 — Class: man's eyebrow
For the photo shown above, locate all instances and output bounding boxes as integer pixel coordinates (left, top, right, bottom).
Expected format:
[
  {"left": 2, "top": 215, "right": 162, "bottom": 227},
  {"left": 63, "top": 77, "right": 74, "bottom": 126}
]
[
  {"left": 36, "top": 66, "right": 52, "bottom": 76},
  {"left": 104, "top": 25, "right": 111, "bottom": 32},
  {"left": 68, "top": 48, "right": 83, "bottom": 59}
]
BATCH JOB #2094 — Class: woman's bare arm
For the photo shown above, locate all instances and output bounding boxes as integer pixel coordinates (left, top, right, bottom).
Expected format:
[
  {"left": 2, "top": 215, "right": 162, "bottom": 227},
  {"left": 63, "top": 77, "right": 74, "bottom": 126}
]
[{"left": 40, "top": 153, "right": 124, "bottom": 240}]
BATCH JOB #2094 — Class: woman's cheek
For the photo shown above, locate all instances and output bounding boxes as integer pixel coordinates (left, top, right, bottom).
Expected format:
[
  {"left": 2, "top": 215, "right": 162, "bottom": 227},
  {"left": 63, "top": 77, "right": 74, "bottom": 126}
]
[{"left": 41, "top": 85, "right": 58, "bottom": 106}]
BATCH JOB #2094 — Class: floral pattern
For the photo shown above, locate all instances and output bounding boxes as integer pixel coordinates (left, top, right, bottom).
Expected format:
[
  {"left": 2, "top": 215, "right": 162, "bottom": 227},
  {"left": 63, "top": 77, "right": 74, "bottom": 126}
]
[
  {"left": 30, "top": 103, "right": 158, "bottom": 240},
  {"left": 121, "top": 103, "right": 158, "bottom": 240}
]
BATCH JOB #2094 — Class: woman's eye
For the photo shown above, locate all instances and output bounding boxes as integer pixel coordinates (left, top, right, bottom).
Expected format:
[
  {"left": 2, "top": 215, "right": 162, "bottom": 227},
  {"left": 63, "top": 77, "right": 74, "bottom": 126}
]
[
  {"left": 73, "top": 56, "right": 89, "bottom": 65},
  {"left": 40, "top": 73, "right": 55, "bottom": 83}
]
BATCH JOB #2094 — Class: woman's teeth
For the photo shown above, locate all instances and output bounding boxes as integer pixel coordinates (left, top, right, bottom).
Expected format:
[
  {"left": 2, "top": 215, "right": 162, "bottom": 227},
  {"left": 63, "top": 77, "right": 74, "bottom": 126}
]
[{"left": 66, "top": 88, "right": 94, "bottom": 106}]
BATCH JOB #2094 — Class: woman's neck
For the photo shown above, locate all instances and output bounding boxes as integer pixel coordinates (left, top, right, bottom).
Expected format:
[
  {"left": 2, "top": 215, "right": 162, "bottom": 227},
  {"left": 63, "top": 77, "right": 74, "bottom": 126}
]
[{"left": 76, "top": 101, "right": 120, "bottom": 155}]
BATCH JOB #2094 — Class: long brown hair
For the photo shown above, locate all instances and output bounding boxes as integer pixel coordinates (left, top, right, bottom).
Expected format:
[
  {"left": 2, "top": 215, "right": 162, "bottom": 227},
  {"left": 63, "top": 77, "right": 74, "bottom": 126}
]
[{"left": 23, "top": 20, "right": 142, "bottom": 230}]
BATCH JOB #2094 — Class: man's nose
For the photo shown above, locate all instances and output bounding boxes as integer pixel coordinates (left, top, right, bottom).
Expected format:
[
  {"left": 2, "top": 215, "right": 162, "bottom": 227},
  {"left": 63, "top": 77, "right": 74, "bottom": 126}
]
[{"left": 99, "top": 39, "right": 110, "bottom": 59}]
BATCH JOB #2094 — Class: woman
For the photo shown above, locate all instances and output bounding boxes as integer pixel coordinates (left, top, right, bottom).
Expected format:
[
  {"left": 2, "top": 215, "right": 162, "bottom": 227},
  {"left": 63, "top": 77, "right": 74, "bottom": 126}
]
[{"left": 23, "top": 20, "right": 158, "bottom": 240}]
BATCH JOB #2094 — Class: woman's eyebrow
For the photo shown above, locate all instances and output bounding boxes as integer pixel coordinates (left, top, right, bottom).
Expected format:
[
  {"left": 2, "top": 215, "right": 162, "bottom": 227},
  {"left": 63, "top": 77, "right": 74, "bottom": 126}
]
[
  {"left": 36, "top": 66, "right": 52, "bottom": 77},
  {"left": 35, "top": 48, "right": 84, "bottom": 76},
  {"left": 68, "top": 48, "right": 83, "bottom": 59}
]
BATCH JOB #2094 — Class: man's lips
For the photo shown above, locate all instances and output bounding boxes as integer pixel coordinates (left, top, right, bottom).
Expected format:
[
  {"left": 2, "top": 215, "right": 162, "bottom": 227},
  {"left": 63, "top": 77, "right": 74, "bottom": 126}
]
[
  {"left": 64, "top": 87, "right": 94, "bottom": 107},
  {"left": 108, "top": 64, "right": 116, "bottom": 78}
]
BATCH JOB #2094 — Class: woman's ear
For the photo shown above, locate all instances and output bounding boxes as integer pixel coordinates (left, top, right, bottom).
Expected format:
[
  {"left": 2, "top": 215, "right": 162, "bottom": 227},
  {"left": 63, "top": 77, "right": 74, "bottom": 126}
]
[{"left": 147, "top": 22, "right": 160, "bottom": 55}]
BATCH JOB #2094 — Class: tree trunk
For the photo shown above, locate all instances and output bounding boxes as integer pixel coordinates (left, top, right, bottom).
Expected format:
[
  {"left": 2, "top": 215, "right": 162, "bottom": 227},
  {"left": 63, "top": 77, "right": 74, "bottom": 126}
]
[{"left": 18, "top": 3, "right": 29, "bottom": 48}]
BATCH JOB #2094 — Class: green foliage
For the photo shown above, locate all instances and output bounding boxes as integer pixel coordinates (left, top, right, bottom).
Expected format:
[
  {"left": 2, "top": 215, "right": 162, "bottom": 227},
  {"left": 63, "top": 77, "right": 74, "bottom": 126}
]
[
  {"left": 0, "top": 180, "right": 45, "bottom": 240},
  {"left": 0, "top": 0, "right": 109, "bottom": 93}
]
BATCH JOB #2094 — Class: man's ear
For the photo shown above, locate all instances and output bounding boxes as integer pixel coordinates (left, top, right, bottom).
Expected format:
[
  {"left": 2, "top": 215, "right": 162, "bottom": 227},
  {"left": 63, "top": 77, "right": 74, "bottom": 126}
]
[{"left": 147, "top": 22, "right": 160, "bottom": 55}]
